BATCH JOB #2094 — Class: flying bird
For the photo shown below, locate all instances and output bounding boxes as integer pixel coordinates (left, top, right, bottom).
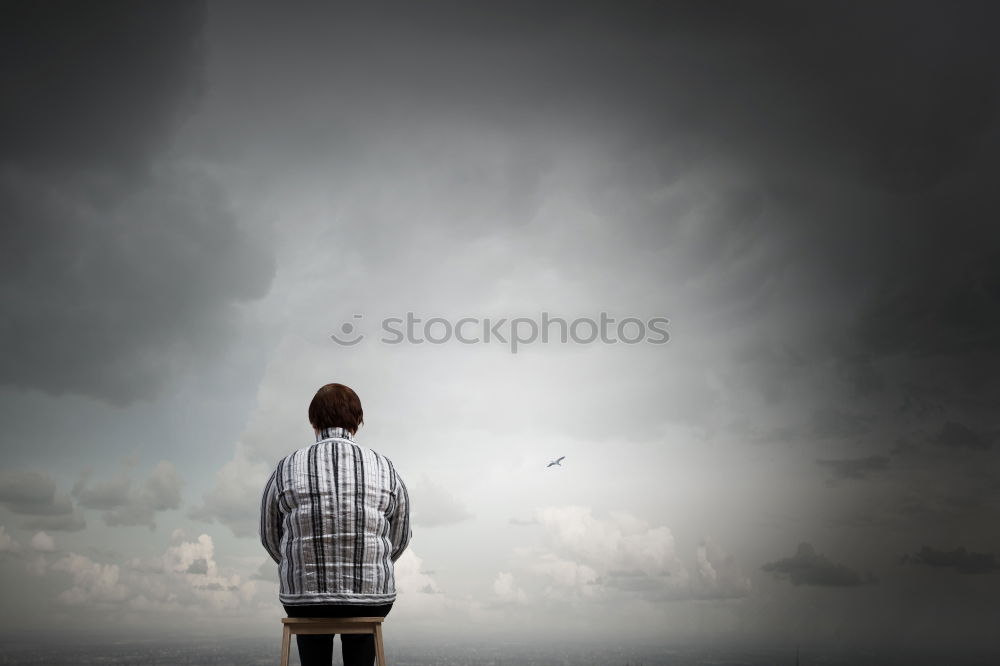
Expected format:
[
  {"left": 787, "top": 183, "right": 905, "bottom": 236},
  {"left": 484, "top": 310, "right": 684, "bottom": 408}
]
[{"left": 546, "top": 456, "right": 565, "bottom": 467}]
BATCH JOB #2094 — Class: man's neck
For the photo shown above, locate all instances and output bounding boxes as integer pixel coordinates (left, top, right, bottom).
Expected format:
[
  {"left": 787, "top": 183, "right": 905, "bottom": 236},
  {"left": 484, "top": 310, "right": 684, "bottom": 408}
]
[{"left": 314, "top": 426, "right": 355, "bottom": 442}]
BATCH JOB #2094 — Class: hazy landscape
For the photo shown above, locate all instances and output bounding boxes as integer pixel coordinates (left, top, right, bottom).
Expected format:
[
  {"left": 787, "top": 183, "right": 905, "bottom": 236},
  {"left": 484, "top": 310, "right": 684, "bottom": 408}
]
[{"left": 0, "top": 638, "right": 996, "bottom": 666}]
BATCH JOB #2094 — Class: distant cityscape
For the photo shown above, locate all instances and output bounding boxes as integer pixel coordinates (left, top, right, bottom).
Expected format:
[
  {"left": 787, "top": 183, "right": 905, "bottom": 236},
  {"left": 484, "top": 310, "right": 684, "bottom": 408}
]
[{"left": 0, "top": 638, "right": 997, "bottom": 666}]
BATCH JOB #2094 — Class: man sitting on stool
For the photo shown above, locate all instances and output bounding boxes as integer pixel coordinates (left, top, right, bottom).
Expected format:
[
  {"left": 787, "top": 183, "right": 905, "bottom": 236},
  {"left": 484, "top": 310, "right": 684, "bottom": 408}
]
[{"left": 260, "top": 383, "right": 412, "bottom": 666}]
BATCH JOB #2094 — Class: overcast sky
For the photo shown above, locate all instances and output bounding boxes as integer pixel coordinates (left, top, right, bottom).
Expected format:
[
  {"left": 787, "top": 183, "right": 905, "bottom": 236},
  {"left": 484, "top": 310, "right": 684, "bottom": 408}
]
[{"left": 1, "top": 0, "right": 999, "bottom": 654}]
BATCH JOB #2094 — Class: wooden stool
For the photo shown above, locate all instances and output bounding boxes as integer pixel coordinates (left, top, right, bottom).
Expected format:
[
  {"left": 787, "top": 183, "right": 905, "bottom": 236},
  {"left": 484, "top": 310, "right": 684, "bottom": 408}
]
[{"left": 280, "top": 617, "right": 387, "bottom": 666}]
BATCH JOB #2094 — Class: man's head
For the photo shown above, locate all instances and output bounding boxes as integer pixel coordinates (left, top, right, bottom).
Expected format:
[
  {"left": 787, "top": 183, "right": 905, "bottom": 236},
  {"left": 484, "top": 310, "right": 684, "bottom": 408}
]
[{"left": 308, "top": 383, "right": 364, "bottom": 435}]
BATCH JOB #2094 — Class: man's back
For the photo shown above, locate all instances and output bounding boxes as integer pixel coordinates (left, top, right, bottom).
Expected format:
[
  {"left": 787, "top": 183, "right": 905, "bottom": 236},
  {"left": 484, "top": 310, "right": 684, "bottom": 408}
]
[{"left": 260, "top": 426, "right": 411, "bottom": 606}]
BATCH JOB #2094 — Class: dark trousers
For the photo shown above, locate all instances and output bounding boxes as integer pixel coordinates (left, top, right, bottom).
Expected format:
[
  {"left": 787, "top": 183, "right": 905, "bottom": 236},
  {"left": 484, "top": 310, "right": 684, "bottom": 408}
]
[{"left": 283, "top": 603, "right": 393, "bottom": 666}]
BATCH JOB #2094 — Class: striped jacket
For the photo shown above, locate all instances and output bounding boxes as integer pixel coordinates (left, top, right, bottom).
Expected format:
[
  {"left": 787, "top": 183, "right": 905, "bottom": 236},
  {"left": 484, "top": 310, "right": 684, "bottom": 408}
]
[{"left": 259, "top": 426, "right": 412, "bottom": 605}]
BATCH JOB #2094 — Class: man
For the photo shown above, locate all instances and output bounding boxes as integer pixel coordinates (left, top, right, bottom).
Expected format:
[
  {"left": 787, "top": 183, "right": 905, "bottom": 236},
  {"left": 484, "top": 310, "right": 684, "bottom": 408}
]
[{"left": 259, "top": 383, "right": 411, "bottom": 666}]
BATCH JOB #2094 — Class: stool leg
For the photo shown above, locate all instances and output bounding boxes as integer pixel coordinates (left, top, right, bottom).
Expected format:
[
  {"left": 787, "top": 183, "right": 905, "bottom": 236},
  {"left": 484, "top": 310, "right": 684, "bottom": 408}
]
[
  {"left": 280, "top": 625, "right": 291, "bottom": 666},
  {"left": 374, "top": 623, "right": 387, "bottom": 666}
]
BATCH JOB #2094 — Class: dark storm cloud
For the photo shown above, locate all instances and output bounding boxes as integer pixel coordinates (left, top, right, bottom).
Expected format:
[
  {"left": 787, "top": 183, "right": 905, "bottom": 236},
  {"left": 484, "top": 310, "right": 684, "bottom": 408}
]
[
  {"left": 0, "top": 2, "right": 203, "bottom": 170},
  {"left": 0, "top": 468, "right": 85, "bottom": 531},
  {"left": 196, "top": 1, "right": 1000, "bottom": 418},
  {"left": 889, "top": 438, "right": 918, "bottom": 457},
  {"left": 72, "top": 473, "right": 131, "bottom": 511},
  {"left": 0, "top": 468, "right": 72, "bottom": 516},
  {"left": 0, "top": 469, "right": 54, "bottom": 505},
  {"left": 19, "top": 510, "right": 85, "bottom": 532},
  {"left": 762, "top": 542, "right": 876, "bottom": 587},
  {"left": 934, "top": 421, "right": 993, "bottom": 451},
  {"left": 816, "top": 455, "right": 889, "bottom": 481},
  {"left": 825, "top": 450, "right": 1000, "bottom": 535},
  {"left": 835, "top": 356, "right": 885, "bottom": 397},
  {"left": 180, "top": 3, "right": 1000, "bottom": 570},
  {"left": 0, "top": 0, "right": 274, "bottom": 405},
  {"left": 895, "top": 391, "right": 947, "bottom": 421},
  {"left": 901, "top": 545, "right": 1000, "bottom": 575},
  {"left": 71, "top": 462, "right": 182, "bottom": 530},
  {"left": 809, "top": 408, "right": 877, "bottom": 440},
  {"left": 649, "top": 2, "right": 1000, "bottom": 457},
  {"left": 651, "top": 3, "right": 1000, "bottom": 409},
  {"left": 411, "top": 2, "right": 995, "bottom": 193},
  {"left": 397, "top": 1, "right": 1000, "bottom": 430},
  {"left": 185, "top": 558, "right": 209, "bottom": 575}
]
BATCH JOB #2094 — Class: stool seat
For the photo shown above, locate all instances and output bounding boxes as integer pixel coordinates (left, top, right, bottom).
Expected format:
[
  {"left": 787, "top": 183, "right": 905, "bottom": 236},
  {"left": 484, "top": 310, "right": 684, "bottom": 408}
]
[{"left": 280, "top": 617, "right": 387, "bottom": 665}]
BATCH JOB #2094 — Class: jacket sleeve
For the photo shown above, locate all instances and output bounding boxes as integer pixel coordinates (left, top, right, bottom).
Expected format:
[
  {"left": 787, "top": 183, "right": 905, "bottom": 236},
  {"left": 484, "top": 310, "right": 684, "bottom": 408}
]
[
  {"left": 387, "top": 467, "right": 412, "bottom": 562},
  {"left": 259, "top": 468, "right": 283, "bottom": 564}
]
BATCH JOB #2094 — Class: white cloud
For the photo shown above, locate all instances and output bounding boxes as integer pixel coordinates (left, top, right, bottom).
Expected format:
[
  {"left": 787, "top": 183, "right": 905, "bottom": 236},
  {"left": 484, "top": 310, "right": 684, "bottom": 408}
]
[
  {"left": 126, "top": 555, "right": 166, "bottom": 574},
  {"left": 251, "top": 558, "right": 279, "bottom": 583},
  {"left": 510, "top": 505, "right": 750, "bottom": 603},
  {"left": 163, "top": 533, "right": 216, "bottom": 576},
  {"left": 0, "top": 525, "right": 18, "bottom": 552},
  {"left": 47, "top": 533, "right": 263, "bottom": 622},
  {"left": 188, "top": 443, "right": 271, "bottom": 537},
  {"left": 492, "top": 571, "right": 528, "bottom": 604},
  {"left": 393, "top": 548, "right": 441, "bottom": 596},
  {"left": 536, "top": 505, "right": 686, "bottom": 579},
  {"left": 52, "top": 553, "right": 130, "bottom": 606},
  {"left": 387, "top": 548, "right": 486, "bottom": 637},
  {"left": 529, "top": 552, "right": 601, "bottom": 597},
  {"left": 693, "top": 537, "right": 752, "bottom": 599},
  {"left": 25, "top": 554, "right": 48, "bottom": 577},
  {"left": 30, "top": 531, "right": 55, "bottom": 552}
]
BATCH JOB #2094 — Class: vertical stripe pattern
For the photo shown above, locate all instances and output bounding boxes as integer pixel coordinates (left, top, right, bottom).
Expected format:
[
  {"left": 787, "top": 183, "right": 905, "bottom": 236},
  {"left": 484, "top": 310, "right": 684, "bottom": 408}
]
[{"left": 258, "top": 426, "right": 412, "bottom": 605}]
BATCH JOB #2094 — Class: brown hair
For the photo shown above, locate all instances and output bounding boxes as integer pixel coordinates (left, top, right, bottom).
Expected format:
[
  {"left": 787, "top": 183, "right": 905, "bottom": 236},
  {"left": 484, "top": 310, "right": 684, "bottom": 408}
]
[{"left": 308, "top": 383, "right": 364, "bottom": 433}]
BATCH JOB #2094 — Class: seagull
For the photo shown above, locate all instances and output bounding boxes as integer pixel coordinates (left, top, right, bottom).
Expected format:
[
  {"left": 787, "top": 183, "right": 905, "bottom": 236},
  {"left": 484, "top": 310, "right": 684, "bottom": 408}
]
[{"left": 546, "top": 456, "right": 565, "bottom": 468}]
